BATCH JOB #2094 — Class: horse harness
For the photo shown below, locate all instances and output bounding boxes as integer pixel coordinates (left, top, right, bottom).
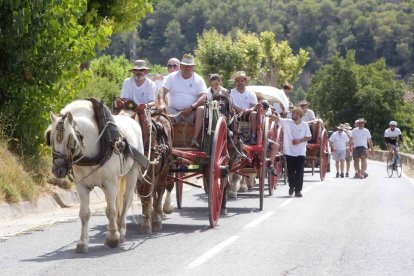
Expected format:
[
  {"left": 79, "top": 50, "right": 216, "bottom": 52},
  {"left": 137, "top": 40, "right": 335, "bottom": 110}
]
[{"left": 50, "top": 98, "right": 149, "bottom": 181}]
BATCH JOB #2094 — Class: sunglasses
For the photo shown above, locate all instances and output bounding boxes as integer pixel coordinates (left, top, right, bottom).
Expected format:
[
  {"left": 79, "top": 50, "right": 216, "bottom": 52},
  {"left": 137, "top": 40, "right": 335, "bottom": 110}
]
[
  {"left": 133, "top": 69, "right": 146, "bottom": 72},
  {"left": 167, "top": 64, "right": 178, "bottom": 68}
]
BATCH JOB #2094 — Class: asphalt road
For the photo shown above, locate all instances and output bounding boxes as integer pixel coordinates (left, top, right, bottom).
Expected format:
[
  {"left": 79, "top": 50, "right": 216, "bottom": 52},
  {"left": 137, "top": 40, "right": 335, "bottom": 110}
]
[{"left": 1, "top": 160, "right": 414, "bottom": 276}]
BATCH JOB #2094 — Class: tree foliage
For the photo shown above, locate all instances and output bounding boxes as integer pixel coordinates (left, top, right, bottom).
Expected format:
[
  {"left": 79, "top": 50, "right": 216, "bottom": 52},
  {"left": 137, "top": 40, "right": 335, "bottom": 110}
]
[
  {"left": 194, "top": 29, "right": 308, "bottom": 88},
  {"left": 0, "top": 0, "right": 152, "bottom": 153},
  {"left": 307, "top": 51, "right": 404, "bottom": 146}
]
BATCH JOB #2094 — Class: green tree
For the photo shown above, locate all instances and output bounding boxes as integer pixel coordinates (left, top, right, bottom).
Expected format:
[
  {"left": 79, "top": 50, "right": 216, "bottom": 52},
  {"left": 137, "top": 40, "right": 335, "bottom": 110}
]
[{"left": 0, "top": 0, "right": 153, "bottom": 154}]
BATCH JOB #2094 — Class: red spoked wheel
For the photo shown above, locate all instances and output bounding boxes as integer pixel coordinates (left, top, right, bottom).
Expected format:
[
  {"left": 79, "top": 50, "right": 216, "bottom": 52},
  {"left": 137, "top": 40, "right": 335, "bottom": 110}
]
[
  {"left": 267, "top": 121, "right": 278, "bottom": 196},
  {"left": 208, "top": 117, "right": 228, "bottom": 228},
  {"left": 258, "top": 117, "right": 269, "bottom": 210},
  {"left": 319, "top": 128, "right": 328, "bottom": 181},
  {"left": 175, "top": 171, "right": 184, "bottom": 209}
]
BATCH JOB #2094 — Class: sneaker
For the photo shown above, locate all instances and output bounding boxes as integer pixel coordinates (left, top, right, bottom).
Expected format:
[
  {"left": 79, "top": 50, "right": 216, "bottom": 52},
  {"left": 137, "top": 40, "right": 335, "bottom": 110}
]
[
  {"left": 345, "top": 173, "right": 349, "bottom": 177},
  {"left": 336, "top": 172, "right": 339, "bottom": 178},
  {"left": 249, "top": 135, "right": 257, "bottom": 145},
  {"left": 295, "top": 192, "right": 303, "bottom": 197},
  {"left": 363, "top": 172, "right": 368, "bottom": 178},
  {"left": 340, "top": 173, "right": 344, "bottom": 178},
  {"left": 288, "top": 187, "right": 294, "bottom": 196},
  {"left": 191, "top": 138, "right": 200, "bottom": 148},
  {"left": 357, "top": 172, "right": 364, "bottom": 179},
  {"left": 268, "top": 165, "right": 277, "bottom": 176}
]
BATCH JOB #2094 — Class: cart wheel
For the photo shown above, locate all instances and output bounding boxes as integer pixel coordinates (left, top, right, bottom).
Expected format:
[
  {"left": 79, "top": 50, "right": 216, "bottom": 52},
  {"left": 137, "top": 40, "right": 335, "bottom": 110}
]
[
  {"left": 175, "top": 171, "right": 183, "bottom": 209},
  {"left": 208, "top": 117, "right": 228, "bottom": 228},
  {"left": 396, "top": 159, "right": 402, "bottom": 178},
  {"left": 386, "top": 159, "right": 393, "bottom": 177},
  {"left": 283, "top": 156, "right": 288, "bottom": 185},
  {"left": 319, "top": 129, "right": 328, "bottom": 181},
  {"left": 258, "top": 117, "right": 269, "bottom": 210}
]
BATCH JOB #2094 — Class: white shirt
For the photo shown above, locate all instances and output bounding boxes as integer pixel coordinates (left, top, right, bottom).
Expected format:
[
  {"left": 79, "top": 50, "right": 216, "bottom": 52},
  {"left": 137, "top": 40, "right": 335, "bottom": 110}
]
[
  {"left": 163, "top": 71, "right": 207, "bottom": 110},
  {"left": 302, "top": 109, "right": 315, "bottom": 122},
  {"left": 279, "top": 118, "right": 312, "bottom": 156},
  {"left": 384, "top": 128, "right": 402, "bottom": 139},
  {"left": 329, "top": 131, "right": 349, "bottom": 151},
  {"left": 351, "top": 128, "right": 371, "bottom": 148},
  {"left": 230, "top": 88, "right": 258, "bottom": 110},
  {"left": 120, "top": 77, "right": 156, "bottom": 105}
]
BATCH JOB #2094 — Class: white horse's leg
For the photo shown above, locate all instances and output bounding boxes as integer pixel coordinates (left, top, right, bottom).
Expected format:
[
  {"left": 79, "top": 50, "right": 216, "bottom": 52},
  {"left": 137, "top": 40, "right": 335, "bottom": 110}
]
[
  {"left": 75, "top": 184, "right": 91, "bottom": 253},
  {"left": 227, "top": 173, "right": 241, "bottom": 198},
  {"left": 162, "top": 189, "right": 174, "bottom": 215},
  {"left": 103, "top": 183, "right": 120, "bottom": 248},
  {"left": 246, "top": 173, "right": 256, "bottom": 190},
  {"left": 117, "top": 173, "right": 137, "bottom": 243}
]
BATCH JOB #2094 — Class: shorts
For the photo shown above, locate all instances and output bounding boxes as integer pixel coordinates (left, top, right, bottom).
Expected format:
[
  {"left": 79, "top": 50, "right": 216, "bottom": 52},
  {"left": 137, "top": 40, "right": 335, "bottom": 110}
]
[
  {"left": 352, "top": 146, "right": 367, "bottom": 159},
  {"left": 167, "top": 106, "right": 195, "bottom": 124},
  {"left": 332, "top": 150, "right": 346, "bottom": 161}
]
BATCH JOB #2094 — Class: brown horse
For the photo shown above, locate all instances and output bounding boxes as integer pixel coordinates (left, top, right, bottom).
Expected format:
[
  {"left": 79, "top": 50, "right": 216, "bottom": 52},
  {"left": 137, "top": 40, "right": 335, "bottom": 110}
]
[{"left": 114, "top": 98, "right": 173, "bottom": 233}]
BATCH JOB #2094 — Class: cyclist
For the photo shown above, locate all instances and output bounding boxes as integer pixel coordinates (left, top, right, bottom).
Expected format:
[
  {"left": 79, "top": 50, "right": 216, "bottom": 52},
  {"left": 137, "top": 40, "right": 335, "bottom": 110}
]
[{"left": 384, "top": 121, "right": 403, "bottom": 164}]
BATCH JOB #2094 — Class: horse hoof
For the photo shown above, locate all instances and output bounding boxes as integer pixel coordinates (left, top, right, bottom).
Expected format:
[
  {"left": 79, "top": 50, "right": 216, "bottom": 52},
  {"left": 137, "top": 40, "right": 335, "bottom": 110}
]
[
  {"left": 220, "top": 208, "right": 228, "bottom": 215},
  {"left": 119, "top": 235, "right": 125, "bottom": 244},
  {"left": 105, "top": 238, "right": 120, "bottom": 248},
  {"left": 228, "top": 191, "right": 237, "bottom": 199},
  {"left": 239, "top": 185, "right": 248, "bottom": 192},
  {"left": 152, "top": 221, "right": 162, "bottom": 232},
  {"left": 247, "top": 185, "right": 254, "bottom": 191},
  {"left": 163, "top": 205, "right": 174, "bottom": 215},
  {"left": 140, "top": 225, "right": 152, "bottom": 234},
  {"left": 76, "top": 243, "right": 89, "bottom": 254}
]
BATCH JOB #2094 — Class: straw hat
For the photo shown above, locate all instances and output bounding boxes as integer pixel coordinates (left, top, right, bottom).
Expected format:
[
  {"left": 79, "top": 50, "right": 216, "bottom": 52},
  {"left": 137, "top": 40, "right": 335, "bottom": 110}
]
[
  {"left": 231, "top": 71, "right": 250, "bottom": 81},
  {"left": 343, "top": 123, "right": 352, "bottom": 130},
  {"left": 337, "top": 124, "right": 345, "bottom": 130},
  {"left": 129, "top": 60, "right": 150, "bottom": 71},
  {"left": 180, "top": 54, "right": 195, "bottom": 66},
  {"left": 299, "top": 100, "right": 309, "bottom": 106},
  {"left": 356, "top": 118, "right": 366, "bottom": 123}
]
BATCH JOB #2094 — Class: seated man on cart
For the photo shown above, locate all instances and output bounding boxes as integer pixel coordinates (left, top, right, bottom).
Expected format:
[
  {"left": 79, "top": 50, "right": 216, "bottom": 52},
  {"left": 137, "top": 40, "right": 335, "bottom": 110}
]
[
  {"left": 300, "top": 100, "right": 320, "bottom": 143},
  {"left": 230, "top": 71, "right": 258, "bottom": 144},
  {"left": 158, "top": 54, "right": 207, "bottom": 148}
]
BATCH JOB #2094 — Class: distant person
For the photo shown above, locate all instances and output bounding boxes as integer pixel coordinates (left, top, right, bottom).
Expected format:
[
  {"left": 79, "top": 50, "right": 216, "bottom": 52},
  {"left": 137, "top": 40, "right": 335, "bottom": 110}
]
[
  {"left": 230, "top": 71, "right": 258, "bottom": 144},
  {"left": 351, "top": 118, "right": 374, "bottom": 179},
  {"left": 300, "top": 100, "right": 318, "bottom": 142},
  {"left": 120, "top": 59, "right": 156, "bottom": 106},
  {"left": 207, "top": 74, "right": 228, "bottom": 100},
  {"left": 272, "top": 107, "right": 312, "bottom": 197},
  {"left": 262, "top": 100, "right": 279, "bottom": 176},
  {"left": 343, "top": 122, "right": 353, "bottom": 177},
  {"left": 283, "top": 83, "right": 293, "bottom": 94},
  {"left": 159, "top": 54, "right": 207, "bottom": 148},
  {"left": 166, "top": 58, "right": 180, "bottom": 74},
  {"left": 286, "top": 102, "right": 294, "bottom": 119},
  {"left": 384, "top": 121, "right": 403, "bottom": 163},
  {"left": 329, "top": 124, "right": 350, "bottom": 178}
]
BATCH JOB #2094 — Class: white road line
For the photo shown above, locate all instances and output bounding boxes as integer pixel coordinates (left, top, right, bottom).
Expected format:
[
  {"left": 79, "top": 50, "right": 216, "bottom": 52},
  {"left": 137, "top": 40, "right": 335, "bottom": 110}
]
[
  {"left": 243, "top": 211, "right": 275, "bottom": 229},
  {"left": 186, "top": 236, "right": 239, "bottom": 269},
  {"left": 279, "top": 198, "right": 293, "bottom": 207}
]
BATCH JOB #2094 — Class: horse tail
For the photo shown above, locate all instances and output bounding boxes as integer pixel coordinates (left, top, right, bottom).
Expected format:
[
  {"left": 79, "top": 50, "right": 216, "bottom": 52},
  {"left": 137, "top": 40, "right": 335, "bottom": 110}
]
[{"left": 116, "top": 176, "right": 127, "bottom": 218}]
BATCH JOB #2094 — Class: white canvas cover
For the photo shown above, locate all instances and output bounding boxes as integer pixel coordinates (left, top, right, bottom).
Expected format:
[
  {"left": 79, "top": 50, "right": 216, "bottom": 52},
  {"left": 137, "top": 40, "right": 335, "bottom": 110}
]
[{"left": 246, "top": 85, "right": 289, "bottom": 111}]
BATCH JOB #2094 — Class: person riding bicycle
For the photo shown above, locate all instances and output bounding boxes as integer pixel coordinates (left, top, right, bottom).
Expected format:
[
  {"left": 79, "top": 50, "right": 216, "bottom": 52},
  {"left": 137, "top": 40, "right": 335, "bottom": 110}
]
[{"left": 384, "top": 121, "right": 403, "bottom": 163}]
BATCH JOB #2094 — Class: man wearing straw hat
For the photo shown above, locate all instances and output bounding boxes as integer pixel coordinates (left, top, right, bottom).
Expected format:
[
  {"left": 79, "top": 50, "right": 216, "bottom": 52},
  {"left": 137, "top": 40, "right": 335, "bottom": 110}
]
[
  {"left": 229, "top": 71, "right": 258, "bottom": 144},
  {"left": 272, "top": 107, "right": 312, "bottom": 197},
  {"left": 159, "top": 54, "right": 207, "bottom": 148},
  {"left": 120, "top": 59, "right": 157, "bottom": 106},
  {"left": 351, "top": 118, "right": 374, "bottom": 179},
  {"left": 329, "top": 124, "right": 350, "bottom": 178}
]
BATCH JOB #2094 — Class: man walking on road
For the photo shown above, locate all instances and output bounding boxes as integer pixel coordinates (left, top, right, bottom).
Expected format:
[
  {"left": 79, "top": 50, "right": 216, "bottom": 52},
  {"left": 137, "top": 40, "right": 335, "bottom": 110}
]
[
  {"left": 351, "top": 118, "right": 374, "bottom": 179},
  {"left": 343, "top": 123, "right": 353, "bottom": 177},
  {"left": 329, "top": 124, "right": 350, "bottom": 178},
  {"left": 273, "top": 107, "right": 312, "bottom": 197}
]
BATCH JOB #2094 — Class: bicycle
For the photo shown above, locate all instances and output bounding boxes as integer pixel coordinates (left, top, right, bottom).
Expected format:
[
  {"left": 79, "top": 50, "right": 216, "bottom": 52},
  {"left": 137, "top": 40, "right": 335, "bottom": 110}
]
[{"left": 386, "top": 144, "right": 402, "bottom": 178}]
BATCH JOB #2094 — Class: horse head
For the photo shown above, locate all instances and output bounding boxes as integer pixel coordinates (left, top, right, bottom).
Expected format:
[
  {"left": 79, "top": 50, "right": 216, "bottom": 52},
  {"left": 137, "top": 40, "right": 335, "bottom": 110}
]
[{"left": 45, "top": 111, "right": 84, "bottom": 179}]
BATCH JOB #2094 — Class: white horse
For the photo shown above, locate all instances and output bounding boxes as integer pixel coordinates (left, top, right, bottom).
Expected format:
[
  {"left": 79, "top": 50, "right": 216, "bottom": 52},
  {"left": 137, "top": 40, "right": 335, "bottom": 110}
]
[{"left": 46, "top": 99, "right": 145, "bottom": 253}]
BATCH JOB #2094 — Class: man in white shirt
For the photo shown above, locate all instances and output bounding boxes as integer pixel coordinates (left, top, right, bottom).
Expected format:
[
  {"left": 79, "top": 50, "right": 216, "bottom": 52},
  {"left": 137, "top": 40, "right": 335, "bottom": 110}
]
[
  {"left": 159, "top": 54, "right": 207, "bottom": 148},
  {"left": 351, "top": 118, "right": 374, "bottom": 179},
  {"left": 299, "top": 100, "right": 319, "bottom": 143},
  {"left": 384, "top": 120, "right": 403, "bottom": 162},
  {"left": 120, "top": 60, "right": 156, "bottom": 106},
  {"left": 272, "top": 107, "right": 312, "bottom": 197},
  {"left": 230, "top": 71, "right": 258, "bottom": 144},
  {"left": 329, "top": 124, "right": 350, "bottom": 178}
]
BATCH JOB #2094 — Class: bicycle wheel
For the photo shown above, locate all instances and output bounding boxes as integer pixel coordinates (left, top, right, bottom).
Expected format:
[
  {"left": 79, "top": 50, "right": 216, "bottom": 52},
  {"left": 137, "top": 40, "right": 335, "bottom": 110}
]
[
  {"left": 396, "top": 160, "right": 402, "bottom": 178},
  {"left": 386, "top": 159, "right": 393, "bottom": 177}
]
